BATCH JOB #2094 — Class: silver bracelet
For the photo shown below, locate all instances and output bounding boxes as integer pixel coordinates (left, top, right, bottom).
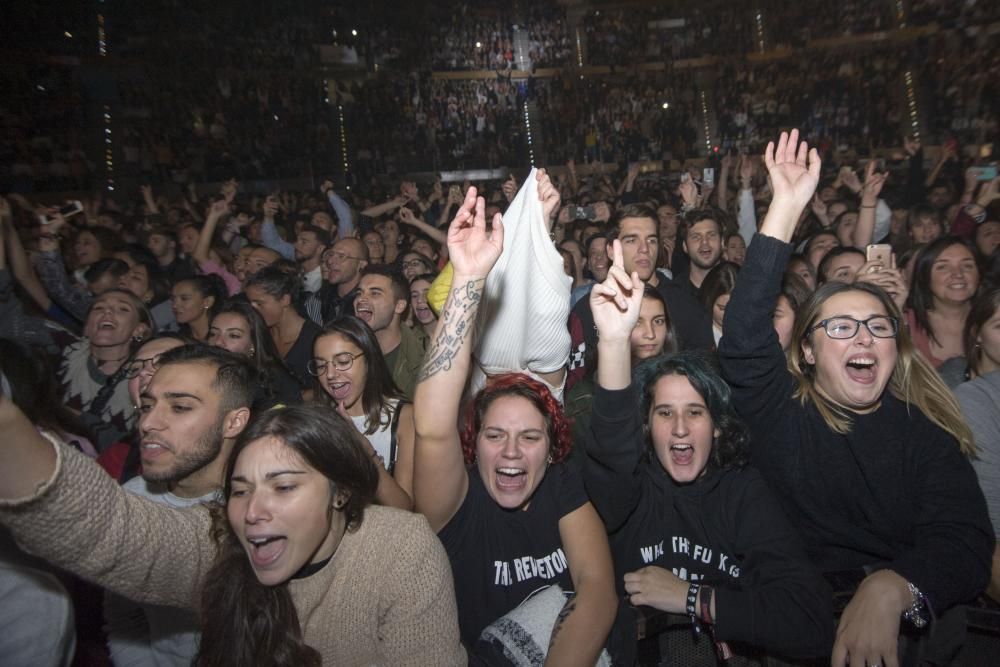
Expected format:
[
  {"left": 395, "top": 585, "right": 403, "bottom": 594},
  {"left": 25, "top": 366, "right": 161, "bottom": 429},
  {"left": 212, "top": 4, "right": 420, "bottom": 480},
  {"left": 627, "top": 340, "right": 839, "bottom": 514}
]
[{"left": 902, "top": 581, "right": 929, "bottom": 629}]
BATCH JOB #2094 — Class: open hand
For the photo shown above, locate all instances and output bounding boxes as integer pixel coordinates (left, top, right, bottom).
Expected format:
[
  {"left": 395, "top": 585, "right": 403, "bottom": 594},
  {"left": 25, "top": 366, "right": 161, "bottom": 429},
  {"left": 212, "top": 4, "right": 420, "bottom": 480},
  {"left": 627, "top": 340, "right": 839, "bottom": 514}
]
[
  {"left": 763, "top": 129, "right": 821, "bottom": 216},
  {"left": 447, "top": 187, "right": 503, "bottom": 279}
]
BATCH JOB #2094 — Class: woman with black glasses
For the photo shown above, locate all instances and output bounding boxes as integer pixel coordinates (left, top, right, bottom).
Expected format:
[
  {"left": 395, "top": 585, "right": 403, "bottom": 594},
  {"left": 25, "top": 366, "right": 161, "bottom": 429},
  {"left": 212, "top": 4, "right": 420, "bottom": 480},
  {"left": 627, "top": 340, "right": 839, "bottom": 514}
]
[
  {"left": 719, "top": 131, "right": 992, "bottom": 667},
  {"left": 310, "top": 316, "right": 414, "bottom": 510}
]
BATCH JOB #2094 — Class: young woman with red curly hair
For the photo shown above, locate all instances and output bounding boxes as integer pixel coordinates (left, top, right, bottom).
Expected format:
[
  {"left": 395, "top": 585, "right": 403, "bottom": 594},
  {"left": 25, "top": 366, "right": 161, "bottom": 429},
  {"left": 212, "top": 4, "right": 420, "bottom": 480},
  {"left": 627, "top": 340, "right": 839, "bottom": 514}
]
[{"left": 413, "top": 186, "right": 622, "bottom": 665}]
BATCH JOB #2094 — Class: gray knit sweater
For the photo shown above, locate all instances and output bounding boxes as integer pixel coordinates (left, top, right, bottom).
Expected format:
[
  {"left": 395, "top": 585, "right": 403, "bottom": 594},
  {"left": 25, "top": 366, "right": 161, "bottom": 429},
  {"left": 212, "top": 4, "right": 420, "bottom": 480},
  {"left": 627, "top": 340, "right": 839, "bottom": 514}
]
[{"left": 0, "top": 434, "right": 466, "bottom": 666}]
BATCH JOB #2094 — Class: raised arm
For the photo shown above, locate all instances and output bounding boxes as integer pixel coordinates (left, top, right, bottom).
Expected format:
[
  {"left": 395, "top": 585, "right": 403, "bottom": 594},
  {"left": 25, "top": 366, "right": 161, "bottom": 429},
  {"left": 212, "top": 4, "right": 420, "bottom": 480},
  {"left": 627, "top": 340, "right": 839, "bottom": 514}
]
[
  {"left": 0, "top": 398, "right": 212, "bottom": 609},
  {"left": 33, "top": 214, "right": 90, "bottom": 319},
  {"left": 759, "top": 130, "right": 821, "bottom": 242},
  {"left": 259, "top": 196, "right": 294, "bottom": 261},
  {"left": 852, "top": 160, "right": 888, "bottom": 250},
  {"left": 193, "top": 197, "right": 231, "bottom": 267},
  {"left": 584, "top": 241, "right": 647, "bottom": 529},
  {"left": 398, "top": 206, "right": 446, "bottom": 248},
  {"left": 0, "top": 202, "right": 52, "bottom": 313},
  {"left": 413, "top": 188, "right": 504, "bottom": 532},
  {"left": 718, "top": 130, "right": 820, "bottom": 426},
  {"left": 361, "top": 195, "right": 406, "bottom": 219},
  {"left": 320, "top": 180, "right": 355, "bottom": 239}
]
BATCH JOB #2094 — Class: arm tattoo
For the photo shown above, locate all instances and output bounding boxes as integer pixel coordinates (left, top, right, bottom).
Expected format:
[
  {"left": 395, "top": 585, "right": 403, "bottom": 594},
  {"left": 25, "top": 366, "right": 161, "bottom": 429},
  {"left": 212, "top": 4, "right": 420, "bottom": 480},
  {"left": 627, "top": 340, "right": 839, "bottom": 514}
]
[
  {"left": 548, "top": 595, "right": 578, "bottom": 648},
  {"left": 418, "top": 278, "right": 484, "bottom": 382}
]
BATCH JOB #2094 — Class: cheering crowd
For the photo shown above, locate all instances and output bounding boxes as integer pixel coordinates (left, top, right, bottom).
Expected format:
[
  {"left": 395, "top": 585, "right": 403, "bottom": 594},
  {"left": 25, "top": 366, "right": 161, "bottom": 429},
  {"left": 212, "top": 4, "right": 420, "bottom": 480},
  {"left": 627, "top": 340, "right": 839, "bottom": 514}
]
[{"left": 2, "top": 0, "right": 1000, "bottom": 666}]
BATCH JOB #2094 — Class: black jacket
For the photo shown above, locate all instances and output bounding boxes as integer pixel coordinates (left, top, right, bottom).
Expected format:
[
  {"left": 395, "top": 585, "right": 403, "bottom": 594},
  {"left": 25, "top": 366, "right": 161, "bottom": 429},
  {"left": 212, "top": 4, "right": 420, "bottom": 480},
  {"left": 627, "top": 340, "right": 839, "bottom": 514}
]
[{"left": 585, "top": 382, "right": 834, "bottom": 658}]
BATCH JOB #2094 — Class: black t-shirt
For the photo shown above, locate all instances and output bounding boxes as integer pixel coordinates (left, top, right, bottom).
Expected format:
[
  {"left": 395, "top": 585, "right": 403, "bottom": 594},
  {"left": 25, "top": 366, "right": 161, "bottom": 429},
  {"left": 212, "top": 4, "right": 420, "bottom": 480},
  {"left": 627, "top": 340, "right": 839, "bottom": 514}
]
[
  {"left": 438, "top": 463, "right": 587, "bottom": 646},
  {"left": 283, "top": 319, "right": 322, "bottom": 390}
]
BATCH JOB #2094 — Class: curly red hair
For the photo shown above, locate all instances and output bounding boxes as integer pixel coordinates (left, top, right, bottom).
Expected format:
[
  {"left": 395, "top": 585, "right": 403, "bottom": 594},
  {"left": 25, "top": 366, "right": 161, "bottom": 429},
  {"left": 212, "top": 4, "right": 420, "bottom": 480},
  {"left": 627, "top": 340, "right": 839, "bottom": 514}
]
[{"left": 459, "top": 373, "right": 573, "bottom": 465}]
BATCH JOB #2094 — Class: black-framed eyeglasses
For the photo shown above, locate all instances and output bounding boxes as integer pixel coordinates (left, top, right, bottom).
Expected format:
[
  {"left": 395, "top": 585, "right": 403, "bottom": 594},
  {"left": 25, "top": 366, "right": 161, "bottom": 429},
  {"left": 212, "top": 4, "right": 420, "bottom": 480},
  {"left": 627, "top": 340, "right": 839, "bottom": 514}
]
[
  {"left": 808, "top": 316, "right": 898, "bottom": 340},
  {"left": 307, "top": 352, "right": 365, "bottom": 376},
  {"left": 124, "top": 355, "right": 162, "bottom": 379}
]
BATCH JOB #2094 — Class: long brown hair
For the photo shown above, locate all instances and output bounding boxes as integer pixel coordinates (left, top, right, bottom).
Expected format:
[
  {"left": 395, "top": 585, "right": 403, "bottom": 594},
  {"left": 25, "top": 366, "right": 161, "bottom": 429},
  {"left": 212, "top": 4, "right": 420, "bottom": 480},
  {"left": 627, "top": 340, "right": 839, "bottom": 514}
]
[
  {"left": 196, "top": 405, "right": 379, "bottom": 667},
  {"left": 312, "top": 316, "right": 404, "bottom": 435},
  {"left": 787, "top": 281, "right": 975, "bottom": 456}
]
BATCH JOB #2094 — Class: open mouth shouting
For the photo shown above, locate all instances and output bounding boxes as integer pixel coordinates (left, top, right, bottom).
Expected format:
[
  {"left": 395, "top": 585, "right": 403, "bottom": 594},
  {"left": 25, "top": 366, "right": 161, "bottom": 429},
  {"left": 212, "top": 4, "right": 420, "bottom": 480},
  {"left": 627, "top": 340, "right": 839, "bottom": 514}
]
[
  {"left": 246, "top": 534, "right": 288, "bottom": 568},
  {"left": 845, "top": 354, "right": 877, "bottom": 384},
  {"left": 355, "top": 303, "right": 373, "bottom": 323}
]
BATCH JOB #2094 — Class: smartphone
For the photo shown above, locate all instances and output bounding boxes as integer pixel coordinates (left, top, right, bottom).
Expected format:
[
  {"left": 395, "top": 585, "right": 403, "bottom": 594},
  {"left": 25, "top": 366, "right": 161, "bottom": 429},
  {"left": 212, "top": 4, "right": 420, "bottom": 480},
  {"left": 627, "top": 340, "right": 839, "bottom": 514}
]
[
  {"left": 449, "top": 185, "right": 462, "bottom": 199},
  {"left": 39, "top": 200, "right": 84, "bottom": 225},
  {"left": 866, "top": 244, "right": 892, "bottom": 268},
  {"left": 703, "top": 168, "right": 715, "bottom": 187},
  {"left": 972, "top": 164, "right": 998, "bottom": 181},
  {"left": 680, "top": 172, "right": 691, "bottom": 184}
]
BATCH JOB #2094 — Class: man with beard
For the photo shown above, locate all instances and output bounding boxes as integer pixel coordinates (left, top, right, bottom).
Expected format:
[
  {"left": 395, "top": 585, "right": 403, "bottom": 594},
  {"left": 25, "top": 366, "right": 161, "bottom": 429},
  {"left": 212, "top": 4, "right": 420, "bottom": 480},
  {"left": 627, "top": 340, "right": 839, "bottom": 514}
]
[
  {"left": 354, "top": 264, "right": 427, "bottom": 398},
  {"left": 105, "top": 344, "right": 254, "bottom": 667},
  {"left": 680, "top": 211, "right": 725, "bottom": 293}
]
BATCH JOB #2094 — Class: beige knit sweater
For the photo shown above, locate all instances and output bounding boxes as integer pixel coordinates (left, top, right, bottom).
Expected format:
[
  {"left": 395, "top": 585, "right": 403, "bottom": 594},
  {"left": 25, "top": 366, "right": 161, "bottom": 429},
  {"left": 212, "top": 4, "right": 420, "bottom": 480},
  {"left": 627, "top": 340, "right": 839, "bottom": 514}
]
[{"left": 0, "top": 435, "right": 466, "bottom": 666}]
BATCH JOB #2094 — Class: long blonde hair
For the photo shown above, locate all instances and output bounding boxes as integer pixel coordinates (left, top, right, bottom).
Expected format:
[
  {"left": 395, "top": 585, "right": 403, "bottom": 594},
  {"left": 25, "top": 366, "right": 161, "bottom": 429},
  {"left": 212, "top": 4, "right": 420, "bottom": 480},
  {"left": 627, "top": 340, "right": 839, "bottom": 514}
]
[{"left": 787, "top": 281, "right": 976, "bottom": 456}]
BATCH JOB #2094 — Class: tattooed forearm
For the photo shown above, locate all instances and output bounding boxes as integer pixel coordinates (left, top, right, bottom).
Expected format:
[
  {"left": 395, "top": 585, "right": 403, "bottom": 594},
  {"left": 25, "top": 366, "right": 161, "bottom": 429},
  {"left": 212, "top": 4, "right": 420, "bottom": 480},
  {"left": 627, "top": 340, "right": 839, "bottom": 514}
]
[
  {"left": 548, "top": 596, "right": 578, "bottom": 648},
  {"left": 418, "top": 278, "right": 484, "bottom": 382}
]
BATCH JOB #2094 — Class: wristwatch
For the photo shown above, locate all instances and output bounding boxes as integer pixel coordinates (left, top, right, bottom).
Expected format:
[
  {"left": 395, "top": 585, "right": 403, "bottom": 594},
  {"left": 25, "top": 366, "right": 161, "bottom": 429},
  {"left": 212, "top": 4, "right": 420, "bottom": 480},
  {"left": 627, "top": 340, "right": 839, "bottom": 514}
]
[{"left": 902, "top": 581, "right": 929, "bottom": 629}]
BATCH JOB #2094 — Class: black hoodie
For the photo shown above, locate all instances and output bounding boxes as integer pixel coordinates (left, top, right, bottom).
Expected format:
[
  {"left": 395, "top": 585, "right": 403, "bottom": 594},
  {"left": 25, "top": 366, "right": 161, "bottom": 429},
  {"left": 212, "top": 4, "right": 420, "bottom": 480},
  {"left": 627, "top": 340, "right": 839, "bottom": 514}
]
[{"left": 585, "top": 382, "right": 834, "bottom": 659}]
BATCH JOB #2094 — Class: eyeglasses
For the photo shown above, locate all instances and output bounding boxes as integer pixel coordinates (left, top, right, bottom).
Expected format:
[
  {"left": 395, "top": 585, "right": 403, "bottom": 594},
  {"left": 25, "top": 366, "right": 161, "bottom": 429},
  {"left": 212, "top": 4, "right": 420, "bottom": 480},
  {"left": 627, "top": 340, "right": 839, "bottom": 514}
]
[
  {"left": 124, "top": 355, "right": 162, "bottom": 379},
  {"left": 307, "top": 352, "right": 365, "bottom": 376},
  {"left": 808, "top": 316, "right": 898, "bottom": 340}
]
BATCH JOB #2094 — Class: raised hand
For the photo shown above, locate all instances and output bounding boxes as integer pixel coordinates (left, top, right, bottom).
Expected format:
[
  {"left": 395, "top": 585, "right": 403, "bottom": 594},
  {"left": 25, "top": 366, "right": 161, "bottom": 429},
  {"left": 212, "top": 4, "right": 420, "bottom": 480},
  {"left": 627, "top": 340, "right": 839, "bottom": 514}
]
[
  {"left": 446, "top": 187, "right": 503, "bottom": 279},
  {"left": 590, "top": 239, "right": 643, "bottom": 342},
  {"left": 320, "top": 179, "right": 335, "bottom": 195},
  {"left": 592, "top": 201, "right": 611, "bottom": 223},
  {"left": 535, "top": 169, "right": 559, "bottom": 223},
  {"left": 738, "top": 155, "right": 754, "bottom": 187},
  {"left": 398, "top": 206, "right": 418, "bottom": 226},
  {"left": 206, "top": 198, "right": 231, "bottom": 220},
  {"left": 861, "top": 160, "right": 888, "bottom": 204},
  {"left": 678, "top": 177, "right": 698, "bottom": 209},
  {"left": 903, "top": 135, "right": 921, "bottom": 157},
  {"left": 502, "top": 174, "right": 518, "bottom": 203},
  {"left": 763, "top": 129, "right": 821, "bottom": 216},
  {"left": 262, "top": 196, "right": 279, "bottom": 219},
  {"left": 841, "top": 168, "right": 862, "bottom": 194}
]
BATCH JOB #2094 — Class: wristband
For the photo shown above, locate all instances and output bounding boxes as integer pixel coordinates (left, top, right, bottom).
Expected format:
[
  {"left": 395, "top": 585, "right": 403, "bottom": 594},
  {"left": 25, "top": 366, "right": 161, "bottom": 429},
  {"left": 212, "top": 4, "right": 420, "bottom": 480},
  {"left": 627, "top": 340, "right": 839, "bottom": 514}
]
[
  {"left": 686, "top": 582, "right": 702, "bottom": 636},
  {"left": 699, "top": 585, "right": 714, "bottom": 624}
]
